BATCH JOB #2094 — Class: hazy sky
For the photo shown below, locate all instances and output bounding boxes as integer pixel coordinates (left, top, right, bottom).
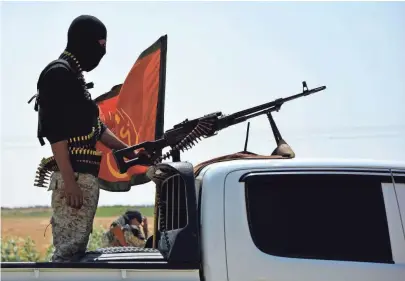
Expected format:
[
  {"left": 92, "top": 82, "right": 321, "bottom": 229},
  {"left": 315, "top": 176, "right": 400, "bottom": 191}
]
[{"left": 1, "top": 1, "right": 404, "bottom": 208}]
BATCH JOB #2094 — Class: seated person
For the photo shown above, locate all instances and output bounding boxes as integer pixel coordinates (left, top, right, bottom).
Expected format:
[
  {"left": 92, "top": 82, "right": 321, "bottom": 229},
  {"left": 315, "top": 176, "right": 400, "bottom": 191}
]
[{"left": 102, "top": 210, "right": 149, "bottom": 248}]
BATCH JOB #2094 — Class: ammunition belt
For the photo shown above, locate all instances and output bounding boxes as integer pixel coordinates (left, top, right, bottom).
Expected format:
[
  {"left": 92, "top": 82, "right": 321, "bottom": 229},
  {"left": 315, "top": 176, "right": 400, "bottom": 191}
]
[
  {"left": 67, "top": 119, "right": 103, "bottom": 148},
  {"left": 34, "top": 147, "right": 102, "bottom": 188},
  {"left": 34, "top": 119, "right": 104, "bottom": 188}
]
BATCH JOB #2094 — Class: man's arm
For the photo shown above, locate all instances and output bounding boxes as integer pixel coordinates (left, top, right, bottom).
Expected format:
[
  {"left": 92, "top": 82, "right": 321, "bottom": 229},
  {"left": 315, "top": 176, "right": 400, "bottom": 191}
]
[
  {"left": 51, "top": 141, "right": 83, "bottom": 208},
  {"left": 100, "top": 127, "right": 128, "bottom": 150},
  {"left": 99, "top": 126, "right": 149, "bottom": 160},
  {"left": 51, "top": 141, "right": 76, "bottom": 184},
  {"left": 40, "top": 66, "right": 83, "bottom": 208}
]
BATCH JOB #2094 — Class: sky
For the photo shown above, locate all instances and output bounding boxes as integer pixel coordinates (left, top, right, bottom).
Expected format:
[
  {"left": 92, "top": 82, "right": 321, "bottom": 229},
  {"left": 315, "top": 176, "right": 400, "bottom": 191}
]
[{"left": 1, "top": 1, "right": 404, "bottom": 208}]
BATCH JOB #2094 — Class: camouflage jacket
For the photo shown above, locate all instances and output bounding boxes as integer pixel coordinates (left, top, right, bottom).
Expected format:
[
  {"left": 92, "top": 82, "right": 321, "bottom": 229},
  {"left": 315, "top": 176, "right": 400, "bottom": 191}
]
[{"left": 102, "top": 215, "right": 146, "bottom": 248}]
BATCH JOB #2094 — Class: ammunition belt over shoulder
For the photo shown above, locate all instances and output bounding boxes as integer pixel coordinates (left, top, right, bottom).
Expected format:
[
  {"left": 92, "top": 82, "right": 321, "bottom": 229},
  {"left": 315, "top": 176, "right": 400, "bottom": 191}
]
[{"left": 66, "top": 120, "right": 103, "bottom": 148}]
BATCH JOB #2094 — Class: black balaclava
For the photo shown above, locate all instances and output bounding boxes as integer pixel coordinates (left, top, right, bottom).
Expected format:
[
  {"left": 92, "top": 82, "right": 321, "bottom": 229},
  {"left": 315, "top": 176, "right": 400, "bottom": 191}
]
[{"left": 66, "top": 15, "right": 107, "bottom": 72}]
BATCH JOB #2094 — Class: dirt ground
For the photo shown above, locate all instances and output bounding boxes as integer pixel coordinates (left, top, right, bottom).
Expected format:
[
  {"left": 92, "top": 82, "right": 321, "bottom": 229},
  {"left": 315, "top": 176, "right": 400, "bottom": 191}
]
[{"left": 1, "top": 216, "right": 155, "bottom": 256}]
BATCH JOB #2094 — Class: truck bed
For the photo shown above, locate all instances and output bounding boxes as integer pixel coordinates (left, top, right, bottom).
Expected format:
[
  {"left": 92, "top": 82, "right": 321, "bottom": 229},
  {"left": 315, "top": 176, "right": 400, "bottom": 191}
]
[
  {"left": 80, "top": 247, "right": 165, "bottom": 262},
  {"left": 1, "top": 246, "right": 200, "bottom": 267},
  {"left": 1, "top": 247, "right": 200, "bottom": 281}
]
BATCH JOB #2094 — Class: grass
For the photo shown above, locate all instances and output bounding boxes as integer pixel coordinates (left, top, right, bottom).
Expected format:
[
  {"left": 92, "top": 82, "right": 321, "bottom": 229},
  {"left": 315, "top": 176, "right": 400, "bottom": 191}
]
[
  {"left": 95, "top": 205, "right": 155, "bottom": 217},
  {"left": 1, "top": 205, "right": 156, "bottom": 262},
  {"left": 1, "top": 205, "right": 154, "bottom": 218},
  {"left": 1, "top": 227, "right": 108, "bottom": 262}
]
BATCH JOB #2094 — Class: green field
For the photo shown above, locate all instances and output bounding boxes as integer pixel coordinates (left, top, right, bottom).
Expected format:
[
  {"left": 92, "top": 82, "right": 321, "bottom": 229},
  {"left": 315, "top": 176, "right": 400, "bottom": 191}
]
[
  {"left": 1, "top": 205, "right": 155, "bottom": 218},
  {"left": 1, "top": 205, "right": 156, "bottom": 262}
]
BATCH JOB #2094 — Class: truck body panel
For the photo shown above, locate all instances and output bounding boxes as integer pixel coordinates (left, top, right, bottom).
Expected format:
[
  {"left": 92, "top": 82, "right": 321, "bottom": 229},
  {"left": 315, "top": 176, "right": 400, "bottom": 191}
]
[
  {"left": 2, "top": 158, "right": 405, "bottom": 281},
  {"left": 2, "top": 267, "right": 199, "bottom": 281},
  {"left": 197, "top": 158, "right": 405, "bottom": 281}
]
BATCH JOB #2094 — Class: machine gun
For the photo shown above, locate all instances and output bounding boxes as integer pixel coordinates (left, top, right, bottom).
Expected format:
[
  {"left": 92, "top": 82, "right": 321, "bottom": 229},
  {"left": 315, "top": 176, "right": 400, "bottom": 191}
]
[{"left": 113, "top": 81, "right": 326, "bottom": 173}]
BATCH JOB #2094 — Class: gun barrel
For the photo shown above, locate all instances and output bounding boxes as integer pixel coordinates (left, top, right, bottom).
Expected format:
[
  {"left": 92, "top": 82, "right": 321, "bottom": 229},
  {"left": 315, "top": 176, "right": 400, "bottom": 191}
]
[
  {"left": 282, "top": 86, "right": 326, "bottom": 103},
  {"left": 218, "top": 85, "right": 326, "bottom": 130},
  {"left": 228, "top": 86, "right": 326, "bottom": 121}
]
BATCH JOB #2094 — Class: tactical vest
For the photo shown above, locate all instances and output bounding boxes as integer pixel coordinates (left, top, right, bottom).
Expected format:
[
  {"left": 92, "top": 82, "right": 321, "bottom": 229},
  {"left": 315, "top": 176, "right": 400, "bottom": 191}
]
[{"left": 29, "top": 56, "right": 104, "bottom": 189}]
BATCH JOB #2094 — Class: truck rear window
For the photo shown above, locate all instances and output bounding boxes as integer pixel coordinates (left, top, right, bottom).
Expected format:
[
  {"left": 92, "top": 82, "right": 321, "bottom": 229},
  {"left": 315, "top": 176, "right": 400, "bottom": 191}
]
[{"left": 244, "top": 173, "right": 393, "bottom": 264}]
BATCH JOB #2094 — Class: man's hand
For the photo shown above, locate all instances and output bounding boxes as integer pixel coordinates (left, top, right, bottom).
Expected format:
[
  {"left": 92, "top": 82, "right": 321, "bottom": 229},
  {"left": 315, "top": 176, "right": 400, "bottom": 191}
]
[
  {"left": 63, "top": 180, "right": 83, "bottom": 209},
  {"left": 123, "top": 149, "right": 152, "bottom": 167},
  {"left": 51, "top": 140, "right": 83, "bottom": 209},
  {"left": 130, "top": 149, "right": 151, "bottom": 159},
  {"left": 100, "top": 127, "right": 152, "bottom": 160}
]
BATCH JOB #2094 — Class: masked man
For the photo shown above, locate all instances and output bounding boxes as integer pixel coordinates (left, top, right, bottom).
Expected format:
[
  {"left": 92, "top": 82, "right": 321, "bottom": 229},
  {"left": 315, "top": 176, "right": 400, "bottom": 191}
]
[
  {"left": 102, "top": 210, "right": 149, "bottom": 248},
  {"left": 30, "top": 15, "right": 147, "bottom": 262}
]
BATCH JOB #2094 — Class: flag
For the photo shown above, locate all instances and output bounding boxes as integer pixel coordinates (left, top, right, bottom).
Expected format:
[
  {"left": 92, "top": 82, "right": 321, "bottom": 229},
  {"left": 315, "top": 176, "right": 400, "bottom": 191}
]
[{"left": 94, "top": 35, "right": 167, "bottom": 192}]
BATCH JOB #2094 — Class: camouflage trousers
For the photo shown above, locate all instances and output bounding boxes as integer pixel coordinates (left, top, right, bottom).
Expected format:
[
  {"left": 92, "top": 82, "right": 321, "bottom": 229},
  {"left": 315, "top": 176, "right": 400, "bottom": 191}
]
[{"left": 49, "top": 172, "right": 100, "bottom": 262}]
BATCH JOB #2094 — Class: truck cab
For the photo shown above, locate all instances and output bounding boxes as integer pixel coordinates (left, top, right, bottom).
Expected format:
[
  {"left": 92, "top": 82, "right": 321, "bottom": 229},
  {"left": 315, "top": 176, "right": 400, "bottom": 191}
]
[
  {"left": 2, "top": 157, "right": 405, "bottom": 281},
  {"left": 197, "top": 158, "right": 405, "bottom": 281}
]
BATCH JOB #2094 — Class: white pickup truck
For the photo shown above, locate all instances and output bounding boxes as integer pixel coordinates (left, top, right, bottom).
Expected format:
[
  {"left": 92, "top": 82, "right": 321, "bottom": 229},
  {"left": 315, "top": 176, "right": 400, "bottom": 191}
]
[{"left": 2, "top": 156, "right": 405, "bottom": 281}]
